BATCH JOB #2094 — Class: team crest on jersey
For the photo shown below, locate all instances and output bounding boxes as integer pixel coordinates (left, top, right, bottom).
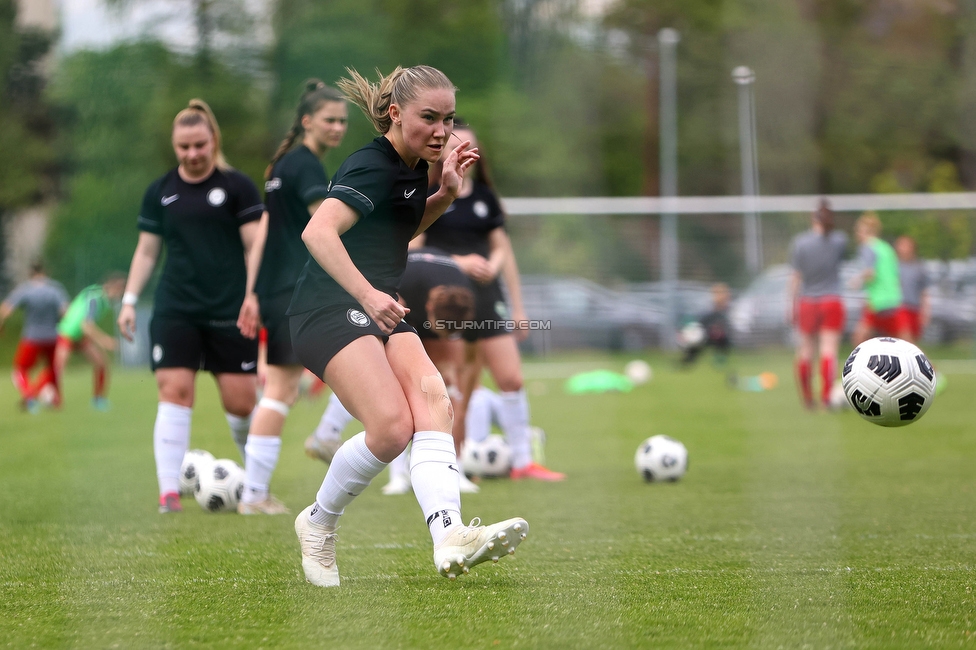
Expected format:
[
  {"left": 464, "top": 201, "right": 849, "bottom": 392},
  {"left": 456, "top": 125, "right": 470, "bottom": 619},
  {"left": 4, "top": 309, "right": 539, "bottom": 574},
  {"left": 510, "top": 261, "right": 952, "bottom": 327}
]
[
  {"left": 152, "top": 345, "right": 163, "bottom": 363},
  {"left": 347, "top": 309, "right": 370, "bottom": 327},
  {"left": 473, "top": 201, "right": 489, "bottom": 218},
  {"left": 494, "top": 301, "right": 509, "bottom": 319},
  {"left": 207, "top": 187, "right": 227, "bottom": 207}
]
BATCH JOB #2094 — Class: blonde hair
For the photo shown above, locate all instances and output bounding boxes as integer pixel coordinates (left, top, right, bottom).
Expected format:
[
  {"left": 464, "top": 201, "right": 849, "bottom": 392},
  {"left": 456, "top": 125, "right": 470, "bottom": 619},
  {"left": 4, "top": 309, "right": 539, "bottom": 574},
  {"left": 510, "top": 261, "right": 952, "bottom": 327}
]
[
  {"left": 173, "top": 98, "right": 230, "bottom": 170},
  {"left": 336, "top": 65, "right": 456, "bottom": 134},
  {"left": 856, "top": 211, "right": 882, "bottom": 237}
]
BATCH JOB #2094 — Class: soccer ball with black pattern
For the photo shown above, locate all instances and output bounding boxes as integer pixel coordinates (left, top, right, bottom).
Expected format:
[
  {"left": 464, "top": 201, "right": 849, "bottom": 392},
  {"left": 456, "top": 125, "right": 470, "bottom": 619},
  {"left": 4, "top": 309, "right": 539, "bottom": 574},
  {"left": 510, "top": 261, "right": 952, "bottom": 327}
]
[
  {"left": 841, "top": 337, "right": 936, "bottom": 427},
  {"left": 460, "top": 434, "right": 512, "bottom": 478},
  {"left": 635, "top": 435, "right": 688, "bottom": 482},
  {"left": 193, "top": 458, "right": 245, "bottom": 512},
  {"left": 179, "top": 449, "right": 215, "bottom": 496}
]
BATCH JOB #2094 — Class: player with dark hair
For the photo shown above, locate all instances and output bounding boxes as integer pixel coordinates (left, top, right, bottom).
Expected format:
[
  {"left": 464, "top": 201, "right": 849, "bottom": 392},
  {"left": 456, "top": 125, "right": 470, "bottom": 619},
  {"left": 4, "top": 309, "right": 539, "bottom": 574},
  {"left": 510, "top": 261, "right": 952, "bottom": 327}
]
[
  {"left": 381, "top": 247, "right": 478, "bottom": 495},
  {"left": 236, "top": 79, "right": 348, "bottom": 515},
  {"left": 416, "top": 121, "right": 564, "bottom": 481},
  {"left": 0, "top": 261, "right": 69, "bottom": 411},
  {"left": 789, "top": 199, "right": 848, "bottom": 409},
  {"left": 289, "top": 65, "right": 528, "bottom": 587},
  {"left": 117, "top": 99, "right": 265, "bottom": 514}
]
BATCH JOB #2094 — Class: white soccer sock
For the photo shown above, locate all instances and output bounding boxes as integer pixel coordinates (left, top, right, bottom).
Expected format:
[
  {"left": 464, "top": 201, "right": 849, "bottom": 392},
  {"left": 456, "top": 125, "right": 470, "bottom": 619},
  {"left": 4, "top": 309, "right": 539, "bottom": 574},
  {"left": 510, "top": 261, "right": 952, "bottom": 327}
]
[
  {"left": 310, "top": 431, "right": 386, "bottom": 528},
  {"left": 226, "top": 412, "right": 251, "bottom": 462},
  {"left": 314, "top": 392, "right": 354, "bottom": 443},
  {"left": 498, "top": 389, "right": 533, "bottom": 470},
  {"left": 154, "top": 402, "right": 191, "bottom": 497},
  {"left": 464, "top": 387, "right": 494, "bottom": 444},
  {"left": 387, "top": 444, "right": 411, "bottom": 481},
  {"left": 242, "top": 435, "right": 282, "bottom": 503},
  {"left": 410, "top": 430, "right": 462, "bottom": 546}
]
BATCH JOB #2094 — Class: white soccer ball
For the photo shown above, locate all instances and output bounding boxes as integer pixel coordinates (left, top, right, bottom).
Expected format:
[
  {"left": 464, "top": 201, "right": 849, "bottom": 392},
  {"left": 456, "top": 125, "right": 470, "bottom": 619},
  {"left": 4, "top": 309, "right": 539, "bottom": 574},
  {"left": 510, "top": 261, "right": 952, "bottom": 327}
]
[
  {"left": 624, "top": 360, "right": 653, "bottom": 385},
  {"left": 179, "top": 449, "right": 215, "bottom": 496},
  {"left": 194, "top": 458, "right": 245, "bottom": 512},
  {"left": 841, "top": 337, "right": 936, "bottom": 427},
  {"left": 37, "top": 383, "right": 58, "bottom": 406},
  {"left": 635, "top": 435, "right": 688, "bottom": 482},
  {"left": 678, "top": 321, "right": 705, "bottom": 349},
  {"left": 461, "top": 434, "right": 512, "bottom": 478}
]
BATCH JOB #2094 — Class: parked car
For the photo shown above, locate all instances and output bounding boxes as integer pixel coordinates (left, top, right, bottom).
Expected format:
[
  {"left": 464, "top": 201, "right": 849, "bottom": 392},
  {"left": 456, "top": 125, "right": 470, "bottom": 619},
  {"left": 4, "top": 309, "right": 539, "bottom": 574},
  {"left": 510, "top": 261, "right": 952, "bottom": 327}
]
[{"left": 730, "top": 259, "right": 976, "bottom": 346}]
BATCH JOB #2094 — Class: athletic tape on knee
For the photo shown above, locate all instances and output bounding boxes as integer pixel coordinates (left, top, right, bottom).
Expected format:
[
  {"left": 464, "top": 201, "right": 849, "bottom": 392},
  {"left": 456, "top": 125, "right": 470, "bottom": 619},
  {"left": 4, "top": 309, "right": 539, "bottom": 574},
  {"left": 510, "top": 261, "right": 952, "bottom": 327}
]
[
  {"left": 420, "top": 374, "right": 454, "bottom": 433},
  {"left": 258, "top": 397, "right": 290, "bottom": 417}
]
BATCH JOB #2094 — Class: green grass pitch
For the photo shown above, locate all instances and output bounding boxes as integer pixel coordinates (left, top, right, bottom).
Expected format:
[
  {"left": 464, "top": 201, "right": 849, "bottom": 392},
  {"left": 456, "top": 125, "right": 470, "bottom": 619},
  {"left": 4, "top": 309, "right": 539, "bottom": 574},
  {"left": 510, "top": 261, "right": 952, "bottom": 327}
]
[{"left": 2, "top": 350, "right": 975, "bottom": 648}]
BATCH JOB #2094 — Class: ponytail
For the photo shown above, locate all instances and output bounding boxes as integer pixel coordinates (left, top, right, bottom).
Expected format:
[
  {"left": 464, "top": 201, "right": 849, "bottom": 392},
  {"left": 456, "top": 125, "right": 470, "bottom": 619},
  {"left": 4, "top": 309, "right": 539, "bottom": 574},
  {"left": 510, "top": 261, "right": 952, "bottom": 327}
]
[
  {"left": 173, "top": 98, "right": 230, "bottom": 170},
  {"left": 266, "top": 79, "right": 345, "bottom": 180},
  {"left": 336, "top": 65, "right": 455, "bottom": 135}
]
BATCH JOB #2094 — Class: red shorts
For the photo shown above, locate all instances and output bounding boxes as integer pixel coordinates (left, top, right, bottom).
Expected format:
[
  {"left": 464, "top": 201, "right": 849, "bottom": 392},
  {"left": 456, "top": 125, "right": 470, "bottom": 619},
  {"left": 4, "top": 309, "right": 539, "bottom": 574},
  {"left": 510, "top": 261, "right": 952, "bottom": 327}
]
[
  {"left": 56, "top": 334, "right": 83, "bottom": 351},
  {"left": 901, "top": 307, "right": 922, "bottom": 340},
  {"left": 797, "top": 296, "right": 845, "bottom": 334},
  {"left": 861, "top": 307, "right": 909, "bottom": 338},
  {"left": 14, "top": 339, "right": 57, "bottom": 369}
]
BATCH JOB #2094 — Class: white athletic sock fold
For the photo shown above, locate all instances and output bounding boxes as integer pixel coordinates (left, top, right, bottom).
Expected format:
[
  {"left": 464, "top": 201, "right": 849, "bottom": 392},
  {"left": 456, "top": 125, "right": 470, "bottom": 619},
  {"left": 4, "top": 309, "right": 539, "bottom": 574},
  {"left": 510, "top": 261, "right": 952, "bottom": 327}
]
[
  {"left": 226, "top": 412, "right": 251, "bottom": 462},
  {"left": 464, "top": 387, "right": 494, "bottom": 444},
  {"left": 314, "top": 392, "right": 354, "bottom": 443},
  {"left": 242, "top": 435, "right": 282, "bottom": 502},
  {"left": 410, "top": 430, "right": 462, "bottom": 546},
  {"left": 499, "top": 389, "right": 532, "bottom": 470},
  {"left": 388, "top": 445, "right": 411, "bottom": 481},
  {"left": 154, "top": 402, "right": 192, "bottom": 497},
  {"left": 311, "top": 431, "right": 386, "bottom": 527}
]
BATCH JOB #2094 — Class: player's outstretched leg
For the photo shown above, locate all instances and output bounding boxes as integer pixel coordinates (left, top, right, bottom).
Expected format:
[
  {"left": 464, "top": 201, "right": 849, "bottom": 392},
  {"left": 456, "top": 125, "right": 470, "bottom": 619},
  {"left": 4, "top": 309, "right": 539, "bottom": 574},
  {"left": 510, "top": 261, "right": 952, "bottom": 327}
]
[{"left": 410, "top": 429, "right": 529, "bottom": 579}]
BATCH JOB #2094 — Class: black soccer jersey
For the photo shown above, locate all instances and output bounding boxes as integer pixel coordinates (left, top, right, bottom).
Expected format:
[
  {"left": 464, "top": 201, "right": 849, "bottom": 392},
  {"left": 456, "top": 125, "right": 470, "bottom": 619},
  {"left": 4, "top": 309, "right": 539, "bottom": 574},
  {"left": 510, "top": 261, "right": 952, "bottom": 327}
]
[
  {"left": 138, "top": 167, "right": 264, "bottom": 320},
  {"left": 256, "top": 145, "right": 331, "bottom": 300},
  {"left": 423, "top": 181, "right": 504, "bottom": 259},
  {"left": 288, "top": 136, "right": 429, "bottom": 314},
  {"left": 399, "top": 247, "right": 473, "bottom": 332}
]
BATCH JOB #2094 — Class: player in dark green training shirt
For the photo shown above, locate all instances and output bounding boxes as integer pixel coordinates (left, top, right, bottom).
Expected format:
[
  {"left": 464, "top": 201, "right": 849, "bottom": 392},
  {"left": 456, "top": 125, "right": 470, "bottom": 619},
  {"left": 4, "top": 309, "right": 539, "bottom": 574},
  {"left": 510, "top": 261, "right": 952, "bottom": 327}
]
[
  {"left": 237, "top": 79, "right": 348, "bottom": 515},
  {"left": 117, "top": 99, "right": 264, "bottom": 514},
  {"left": 290, "top": 65, "right": 528, "bottom": 588}
]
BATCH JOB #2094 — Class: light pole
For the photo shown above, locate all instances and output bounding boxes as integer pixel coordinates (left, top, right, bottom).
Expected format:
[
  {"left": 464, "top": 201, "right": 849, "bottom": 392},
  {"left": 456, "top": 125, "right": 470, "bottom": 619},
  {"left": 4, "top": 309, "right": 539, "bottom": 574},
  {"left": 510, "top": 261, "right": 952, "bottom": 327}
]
[
  {"left": 659, "top": 27, "right": 680, "bottom": 348},
  {"left": 732, "top": 65, "right": 762, "bottom": 276}
]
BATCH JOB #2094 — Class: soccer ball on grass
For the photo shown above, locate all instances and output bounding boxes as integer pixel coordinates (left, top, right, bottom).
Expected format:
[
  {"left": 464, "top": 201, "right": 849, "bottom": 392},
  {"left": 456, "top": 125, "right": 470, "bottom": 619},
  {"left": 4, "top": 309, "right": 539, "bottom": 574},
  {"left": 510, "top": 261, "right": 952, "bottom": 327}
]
[
  {"left": 179, "top": 449, "right": 215, "bottom": 496},
  {"left": 461, "top": 434, "right": 512, "bottom": 478},
  {"left": 194, "top": 458, "right": 245, "bottom": 512},
  {"left": 635, "top": 435, "right": 688, "bottom": 482}
]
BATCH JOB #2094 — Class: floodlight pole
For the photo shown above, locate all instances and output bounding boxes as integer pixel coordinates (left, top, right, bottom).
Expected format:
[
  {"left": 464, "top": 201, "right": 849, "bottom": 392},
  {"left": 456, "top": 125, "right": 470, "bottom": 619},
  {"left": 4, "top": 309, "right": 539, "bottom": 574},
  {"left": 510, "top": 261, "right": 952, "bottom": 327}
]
[
  {"left": 659, "top": 27, "right": 680, "bottom": 349},
  {"left": 733, "top": 65, "right": 762, "bottom": 276}
]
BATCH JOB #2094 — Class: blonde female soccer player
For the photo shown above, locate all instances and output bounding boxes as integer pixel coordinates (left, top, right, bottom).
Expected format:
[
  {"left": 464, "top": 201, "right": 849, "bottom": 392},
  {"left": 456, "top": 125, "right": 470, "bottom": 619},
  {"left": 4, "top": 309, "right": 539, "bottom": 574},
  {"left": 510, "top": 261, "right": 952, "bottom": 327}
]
[
  {"left": 118, "top": 99, "right": 264, "bottom": 513},
  {"left": 288, "top": 66, "right": 528, "bottom": 586}
]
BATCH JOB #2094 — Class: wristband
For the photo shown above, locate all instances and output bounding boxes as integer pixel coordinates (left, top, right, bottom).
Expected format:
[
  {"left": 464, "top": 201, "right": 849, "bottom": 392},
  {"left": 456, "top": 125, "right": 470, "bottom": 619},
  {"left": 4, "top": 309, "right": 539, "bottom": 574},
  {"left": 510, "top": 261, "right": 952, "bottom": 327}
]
[{"left": 122, "top": 292, "right": 138, "bottom": 306}]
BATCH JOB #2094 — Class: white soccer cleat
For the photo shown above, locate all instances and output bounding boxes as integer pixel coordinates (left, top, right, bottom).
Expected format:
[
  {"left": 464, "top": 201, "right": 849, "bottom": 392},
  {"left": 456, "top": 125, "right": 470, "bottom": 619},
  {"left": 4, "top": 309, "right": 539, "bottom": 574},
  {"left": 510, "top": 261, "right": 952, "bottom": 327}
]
[
  {"left": 238, "top": 494, "right": 290, "bottom": 515},
  {"left": 294, "top": 505, "right": 339, "bottom": 587},
  {"left": 381, "top": 473, "right": 412, "bottom": 495},
  {"left": 432, "top": 517, "right": 528, "bottom": 580},
  {"left": 458, "top": 473, "right": 480, "bottom": 494},
  {"left": 304, "top": 435, "right": 342, "bottom": 465}
]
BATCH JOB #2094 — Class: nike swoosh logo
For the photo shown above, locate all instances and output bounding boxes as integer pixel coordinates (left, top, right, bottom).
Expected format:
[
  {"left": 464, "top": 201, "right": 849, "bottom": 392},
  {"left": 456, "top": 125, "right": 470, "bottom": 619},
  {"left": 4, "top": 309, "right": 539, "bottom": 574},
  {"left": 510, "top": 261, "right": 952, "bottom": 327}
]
[
  {"left": 404, "top": 188, "right": 416, "bottom": 199},
  {"left": 241, "top": 361, "right": 257, "bottom": 370},
  {"left": 448, "top": 465, "right": 459, "bottom": 473},
  {"left": 161, "top": 194, "right": 179, "bottom": 206}
]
